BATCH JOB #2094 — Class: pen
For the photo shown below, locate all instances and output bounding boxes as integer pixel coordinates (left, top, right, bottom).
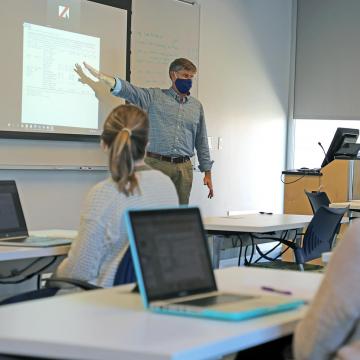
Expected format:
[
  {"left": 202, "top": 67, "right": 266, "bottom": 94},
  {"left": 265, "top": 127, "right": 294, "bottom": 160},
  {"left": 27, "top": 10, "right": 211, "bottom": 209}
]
[
  {"left": 259, "top": 211, "right": 273, "bottom": 215},
  {"left": 261, "top": 286, "right": 292, "bottom": 296}
]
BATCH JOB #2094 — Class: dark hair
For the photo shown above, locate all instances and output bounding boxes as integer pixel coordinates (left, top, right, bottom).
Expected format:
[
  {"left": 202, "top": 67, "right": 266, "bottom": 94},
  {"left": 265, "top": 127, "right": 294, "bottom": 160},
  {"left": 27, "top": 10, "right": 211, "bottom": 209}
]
[
  {"left": 169, "top": 58, "right": 197, "bottom": 76},
  {"left": 101, "top": 104, "right": 149, "bottom": 196}
]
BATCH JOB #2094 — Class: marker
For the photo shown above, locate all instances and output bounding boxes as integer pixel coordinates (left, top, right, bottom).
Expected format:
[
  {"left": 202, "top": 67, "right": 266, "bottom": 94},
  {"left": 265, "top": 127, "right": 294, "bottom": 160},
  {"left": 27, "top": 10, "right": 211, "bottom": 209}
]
[{"left": 261, "top": 286, "right": 292, "bottom": 296}]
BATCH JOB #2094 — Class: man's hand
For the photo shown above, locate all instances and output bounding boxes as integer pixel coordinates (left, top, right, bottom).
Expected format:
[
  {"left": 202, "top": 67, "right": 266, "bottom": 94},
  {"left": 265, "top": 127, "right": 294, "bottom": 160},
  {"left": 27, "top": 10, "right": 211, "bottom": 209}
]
[
  {"left": 83, "top": 62, "right": 101, "bottom": 79},
  {"left": 74, "top": 63, "right": 90, "bottom": 84},
  {"left": 74, "top": 62, "right": 116, "bottom": 89},
  {"left": 203, "top": 171, "right": 214, "bottom": 199}
]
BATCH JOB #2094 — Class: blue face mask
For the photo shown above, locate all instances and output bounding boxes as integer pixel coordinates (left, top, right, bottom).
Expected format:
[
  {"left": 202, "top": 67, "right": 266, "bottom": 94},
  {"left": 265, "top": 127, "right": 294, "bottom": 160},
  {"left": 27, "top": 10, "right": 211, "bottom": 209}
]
[{"left": 175, "top": 78, "right": 192, "bottom": 94}]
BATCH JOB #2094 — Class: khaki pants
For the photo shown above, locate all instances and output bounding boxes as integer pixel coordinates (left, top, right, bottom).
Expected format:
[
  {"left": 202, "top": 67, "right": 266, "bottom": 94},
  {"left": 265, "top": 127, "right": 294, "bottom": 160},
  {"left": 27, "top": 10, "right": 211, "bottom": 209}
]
[{"left": 145, "top": 157, "right": 193, "bottom": 205}]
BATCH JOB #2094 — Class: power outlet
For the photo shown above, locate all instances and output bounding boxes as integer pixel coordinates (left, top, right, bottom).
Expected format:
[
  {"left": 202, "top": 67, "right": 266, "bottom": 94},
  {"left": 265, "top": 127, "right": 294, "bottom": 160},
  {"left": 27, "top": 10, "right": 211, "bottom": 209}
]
[
  {"left": 207, "top": 136, "right": 213, "bottom": 150},
  {"left": 218, "top": 137, "right": 223, "bottom": 150}
]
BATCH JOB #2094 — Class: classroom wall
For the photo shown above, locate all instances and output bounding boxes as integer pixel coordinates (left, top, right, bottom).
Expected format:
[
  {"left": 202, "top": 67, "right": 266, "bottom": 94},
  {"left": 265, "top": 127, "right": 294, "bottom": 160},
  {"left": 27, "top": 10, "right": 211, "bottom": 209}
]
[
  {"left": 190, "top": 0, "right": 293, "bottom": 216},
  {"left": 0, "top": 170, "right": 107, "bottom": 230},
  {"left": 0, "top": 0, "right": 294, "bottom": 229}
]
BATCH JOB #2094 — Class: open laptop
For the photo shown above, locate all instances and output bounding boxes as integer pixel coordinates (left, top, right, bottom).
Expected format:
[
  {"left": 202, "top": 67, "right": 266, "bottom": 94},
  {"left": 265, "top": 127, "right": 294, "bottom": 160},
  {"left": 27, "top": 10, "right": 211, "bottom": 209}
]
[
  {"left": 125, "top": 207, "right": 304, "bottom": 322},
  {"left": 0, "top": 180, "right": 72, "bottom": 247}
]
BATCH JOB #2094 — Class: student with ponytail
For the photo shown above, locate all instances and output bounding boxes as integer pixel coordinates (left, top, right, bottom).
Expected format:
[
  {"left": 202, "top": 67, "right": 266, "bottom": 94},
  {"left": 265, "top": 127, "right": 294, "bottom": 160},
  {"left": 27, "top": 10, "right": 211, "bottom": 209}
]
[{"left": 56, "top": 104, "right": 178, "bottom": 287}]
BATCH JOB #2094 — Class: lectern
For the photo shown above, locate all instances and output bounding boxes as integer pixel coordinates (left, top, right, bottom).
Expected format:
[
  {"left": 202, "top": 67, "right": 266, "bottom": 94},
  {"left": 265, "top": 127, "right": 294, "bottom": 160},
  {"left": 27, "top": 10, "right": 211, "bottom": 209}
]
[{"left": 283, "top": 159, "right": 360, "bottom": 215}]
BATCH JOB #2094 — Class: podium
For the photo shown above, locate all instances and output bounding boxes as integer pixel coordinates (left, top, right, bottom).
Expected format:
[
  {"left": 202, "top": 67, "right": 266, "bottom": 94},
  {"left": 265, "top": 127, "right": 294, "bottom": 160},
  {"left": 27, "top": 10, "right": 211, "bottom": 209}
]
[
  {"left": 282, "top": 159, "right": 358, "bottom": 263},
  {"left": 283, "top": 159, "right": 360, "bottom": 215}
]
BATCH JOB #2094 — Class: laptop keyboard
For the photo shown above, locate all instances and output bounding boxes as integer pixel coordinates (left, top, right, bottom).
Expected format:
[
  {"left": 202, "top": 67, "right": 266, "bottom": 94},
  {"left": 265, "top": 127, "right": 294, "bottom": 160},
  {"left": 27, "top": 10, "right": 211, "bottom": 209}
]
[{"left": 174, "top": 294, "right": 254, "bottom": 307}]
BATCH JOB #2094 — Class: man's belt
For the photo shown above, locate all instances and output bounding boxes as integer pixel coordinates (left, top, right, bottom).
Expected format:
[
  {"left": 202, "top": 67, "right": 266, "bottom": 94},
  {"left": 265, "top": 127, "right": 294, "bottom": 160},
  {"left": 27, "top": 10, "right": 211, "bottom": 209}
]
[{"left": 147, "top": 152, "right": 190, "bottom": 164}]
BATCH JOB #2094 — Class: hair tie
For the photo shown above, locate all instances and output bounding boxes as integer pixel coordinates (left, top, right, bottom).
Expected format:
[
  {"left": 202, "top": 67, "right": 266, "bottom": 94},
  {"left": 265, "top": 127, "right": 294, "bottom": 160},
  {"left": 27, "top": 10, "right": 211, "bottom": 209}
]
[{"left": 121, "top": 128, "right": 132, "bottom": 136}]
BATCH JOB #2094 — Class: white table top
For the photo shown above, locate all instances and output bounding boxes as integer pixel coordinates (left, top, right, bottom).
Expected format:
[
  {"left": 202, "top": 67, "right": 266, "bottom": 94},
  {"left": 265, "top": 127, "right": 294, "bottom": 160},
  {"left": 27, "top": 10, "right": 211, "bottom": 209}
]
[
  {"left": 0, "top": 267, "right": 323, "bottom": 360},
  {"left": 330, "top": 200, "right": 360, "bottom": 210},
  {"left": 0, "top": 230, "right": 76, "bottom": 262},
  {"left": 204, "top": 214, "right": 313, "bottom": 233}
]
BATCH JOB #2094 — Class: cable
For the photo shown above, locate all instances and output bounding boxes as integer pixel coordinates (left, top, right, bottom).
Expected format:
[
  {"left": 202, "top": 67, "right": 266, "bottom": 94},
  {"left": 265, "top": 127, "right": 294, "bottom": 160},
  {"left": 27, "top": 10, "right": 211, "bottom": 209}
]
[
  {"left": 236, "top": 229, "right": 300, "bottom": 266},
  {"left": 248, "top": 235, "right": 255, "bottom": 264},
  {"left": 254, "top": 244, "right": 291, "bottom": 263},
  {"left": 281, "top": 173, "right": 306, "bottom": 184},
  {"left": 237, "top": 236, "right": 243, "bottom": 266},
  {"left": 37, "top": 275, "right": 42, "bottom": 290},
  {"left": 231, "top": 235, "right": 238, "bottom": 247},
  {"left": 0, "top": 256, "right": 58, "bottom": 285},
  {"left": 244, "top": 245, "right": 249, "bottom": 265},
  {"left": 0, "top": 257, "right": 46, "bottom": 280},
  {"left": 253, "top": 242, "right": 282, "bottom": 264},
  {"left": 244, "top": 235, "right": 255, "bottom": 266},
  {"left": 252, "top": 229, "right": 300, "bottom": 264}
]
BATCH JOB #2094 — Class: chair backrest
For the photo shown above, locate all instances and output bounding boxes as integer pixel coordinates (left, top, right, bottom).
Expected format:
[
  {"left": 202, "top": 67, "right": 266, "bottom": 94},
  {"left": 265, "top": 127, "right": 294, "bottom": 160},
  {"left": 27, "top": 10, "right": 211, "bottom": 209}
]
[
  {"left": 113, "top": 246, "right": 136, "bottom": 286},
  {"left": 301, "top": 206, "right": 347, "bottom": 262},
  {"left": 305, "top": 191, "right": 331, "bottom": 214}
]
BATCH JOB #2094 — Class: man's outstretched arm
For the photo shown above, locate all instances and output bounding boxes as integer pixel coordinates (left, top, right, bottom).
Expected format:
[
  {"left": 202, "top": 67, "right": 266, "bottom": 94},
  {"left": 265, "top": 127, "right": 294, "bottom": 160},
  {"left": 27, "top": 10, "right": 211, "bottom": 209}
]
[{"left": 75, "top": 62, "right": 155, "bottom": 110}]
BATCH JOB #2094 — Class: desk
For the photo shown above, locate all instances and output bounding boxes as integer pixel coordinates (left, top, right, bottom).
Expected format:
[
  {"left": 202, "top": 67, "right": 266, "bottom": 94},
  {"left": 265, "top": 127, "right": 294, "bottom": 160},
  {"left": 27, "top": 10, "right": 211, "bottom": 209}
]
[
  {"left": 330, "top": 200, "right": 360, "bottom": 211},
  {"left": 0, "top": 245, "right": 70, "bottom": 262},
  {"left": 0, "top": 230, "right": 76, "bottom": 301},
  {"left": 204, "top": 214, "right": 313, "bottom": 268},
  {"left": 0, "top": 229, "right": 76, "bottom": 261},
  {"left": 0, "top": 267, "right": 323, "bottom": 360}
]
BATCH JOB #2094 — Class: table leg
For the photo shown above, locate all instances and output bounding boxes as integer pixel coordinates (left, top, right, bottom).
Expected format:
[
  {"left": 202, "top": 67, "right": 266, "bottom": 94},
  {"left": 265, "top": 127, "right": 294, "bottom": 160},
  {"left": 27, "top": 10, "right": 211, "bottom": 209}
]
[{"left": 208, "top": 235, "right": 223, "bottom": 269}]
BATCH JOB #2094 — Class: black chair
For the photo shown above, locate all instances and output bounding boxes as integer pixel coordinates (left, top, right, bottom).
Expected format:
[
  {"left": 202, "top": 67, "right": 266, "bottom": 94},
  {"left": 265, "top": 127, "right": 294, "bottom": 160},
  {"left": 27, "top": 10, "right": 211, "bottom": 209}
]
[
  {"left": 0, "top": 246, "right": 136, "bottom": 306},
  {"left": 250, "top": 206, "right": 347, "bottom": 271},
  {"left": 305, "top": 190, "right": 331, "bottom": 214}
]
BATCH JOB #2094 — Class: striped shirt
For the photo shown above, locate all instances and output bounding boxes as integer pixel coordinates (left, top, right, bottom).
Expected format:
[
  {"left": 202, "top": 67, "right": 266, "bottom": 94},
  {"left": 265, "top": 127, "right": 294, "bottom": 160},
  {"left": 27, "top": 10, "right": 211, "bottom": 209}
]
[
  {"left": 111, "top": 79, "right": 213, "bottom": 172},
  {"left": 56, "top": 169, "right": 178, "bottom": 287}
]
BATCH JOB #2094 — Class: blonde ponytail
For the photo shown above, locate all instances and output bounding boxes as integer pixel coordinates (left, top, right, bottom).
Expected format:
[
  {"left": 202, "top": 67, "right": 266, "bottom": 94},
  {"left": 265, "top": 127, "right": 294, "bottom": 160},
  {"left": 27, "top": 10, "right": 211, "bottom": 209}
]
[{"left": 101, "top": 105, "right": 149, "bottom": 196}]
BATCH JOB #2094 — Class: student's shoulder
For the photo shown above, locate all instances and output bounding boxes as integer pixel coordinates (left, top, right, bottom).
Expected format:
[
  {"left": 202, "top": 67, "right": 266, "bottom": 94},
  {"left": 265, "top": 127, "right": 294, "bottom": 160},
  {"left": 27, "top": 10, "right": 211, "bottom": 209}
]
[{"left": 86, "top": 178, "right": 119, "bottom": 203}]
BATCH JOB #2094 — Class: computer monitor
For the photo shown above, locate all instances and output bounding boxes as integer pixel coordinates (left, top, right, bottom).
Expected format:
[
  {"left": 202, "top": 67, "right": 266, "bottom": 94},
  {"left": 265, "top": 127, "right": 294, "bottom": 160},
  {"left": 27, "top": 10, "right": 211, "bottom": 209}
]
[{"left": 321, "top": 128, "right": 359, "bottom": 168}]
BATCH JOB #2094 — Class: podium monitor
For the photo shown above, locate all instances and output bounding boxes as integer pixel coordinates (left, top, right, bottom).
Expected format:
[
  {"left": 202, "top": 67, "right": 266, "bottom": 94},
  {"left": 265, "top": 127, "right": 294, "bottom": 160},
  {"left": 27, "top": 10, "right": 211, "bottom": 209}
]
[{"left": 321, "top": 128, "right": 359, "bottom": 168}]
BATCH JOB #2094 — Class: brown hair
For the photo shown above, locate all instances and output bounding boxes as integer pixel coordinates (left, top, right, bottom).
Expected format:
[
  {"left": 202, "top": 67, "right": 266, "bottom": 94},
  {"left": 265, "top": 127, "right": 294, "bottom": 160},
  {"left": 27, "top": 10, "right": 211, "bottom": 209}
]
[
  {"left": 101, "top": 104, "right": 149, "bottom": 196},
  {"left": 169, "top": 58, "right": 197, "bottom": 76}
]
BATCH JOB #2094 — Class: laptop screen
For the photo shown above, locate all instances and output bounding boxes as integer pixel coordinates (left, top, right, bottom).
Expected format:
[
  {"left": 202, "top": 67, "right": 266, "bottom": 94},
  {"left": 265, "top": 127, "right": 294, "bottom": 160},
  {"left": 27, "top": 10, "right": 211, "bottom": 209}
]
[
  {"left": 0, "top": 181, "right": 28, "bottom": 240},
  {"left": 128, "top": 207, "right": 217, "bottom": 302}
]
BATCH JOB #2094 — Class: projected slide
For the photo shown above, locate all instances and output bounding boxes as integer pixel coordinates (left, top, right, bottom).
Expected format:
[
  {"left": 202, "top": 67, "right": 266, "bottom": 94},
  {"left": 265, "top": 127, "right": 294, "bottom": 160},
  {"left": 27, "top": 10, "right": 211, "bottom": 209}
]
[{"left": 21, "top": 23, "right": 100, "bottom": 129}]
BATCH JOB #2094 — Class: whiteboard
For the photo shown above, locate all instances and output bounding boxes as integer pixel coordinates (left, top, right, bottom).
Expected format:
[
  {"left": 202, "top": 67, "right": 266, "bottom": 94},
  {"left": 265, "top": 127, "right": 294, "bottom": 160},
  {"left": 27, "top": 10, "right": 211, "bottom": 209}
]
[
  {"left": 131, "top": 0, "right": 200, "bottom": 95},
  {"left": 0, "top": 0, "right": 200, "bottom": 168}
]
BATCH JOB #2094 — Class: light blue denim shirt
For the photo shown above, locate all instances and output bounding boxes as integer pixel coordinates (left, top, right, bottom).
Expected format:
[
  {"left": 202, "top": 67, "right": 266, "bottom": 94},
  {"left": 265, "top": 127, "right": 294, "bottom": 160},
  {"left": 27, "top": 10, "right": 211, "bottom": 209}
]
[{"left": 111, "top": 78, "right": 213, "bottom": 172}]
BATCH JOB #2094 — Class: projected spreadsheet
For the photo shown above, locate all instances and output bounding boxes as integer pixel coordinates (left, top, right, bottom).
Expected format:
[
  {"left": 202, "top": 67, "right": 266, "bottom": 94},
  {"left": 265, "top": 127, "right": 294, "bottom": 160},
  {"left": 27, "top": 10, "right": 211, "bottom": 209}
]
[{"left": 21, "top": 23, "right": 100, "bottom": 129}]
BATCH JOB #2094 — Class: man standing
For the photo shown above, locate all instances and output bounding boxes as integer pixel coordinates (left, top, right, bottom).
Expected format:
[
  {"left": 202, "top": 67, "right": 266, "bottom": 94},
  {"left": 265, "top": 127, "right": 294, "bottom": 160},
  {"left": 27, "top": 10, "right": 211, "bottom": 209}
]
[{"left": 76, "top": 58, "right": 213, "bottom": 204}]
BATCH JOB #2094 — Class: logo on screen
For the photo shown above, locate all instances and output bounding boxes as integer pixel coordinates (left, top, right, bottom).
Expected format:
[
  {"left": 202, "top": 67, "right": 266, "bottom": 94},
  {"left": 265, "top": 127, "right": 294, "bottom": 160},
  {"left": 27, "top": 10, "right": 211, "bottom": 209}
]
[{"left": 58, "top": 5, "right": 70, "bottom": 19}]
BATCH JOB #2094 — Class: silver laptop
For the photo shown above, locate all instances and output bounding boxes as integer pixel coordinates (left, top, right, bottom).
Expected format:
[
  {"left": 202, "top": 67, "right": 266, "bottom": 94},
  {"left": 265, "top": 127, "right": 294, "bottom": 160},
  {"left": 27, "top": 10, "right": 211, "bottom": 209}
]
[
  {"left": 125, "top": 207, "right": 304, "bottom": 321},
  {"left": 0, "top": 180, "right": 71, "bottom": 247}
]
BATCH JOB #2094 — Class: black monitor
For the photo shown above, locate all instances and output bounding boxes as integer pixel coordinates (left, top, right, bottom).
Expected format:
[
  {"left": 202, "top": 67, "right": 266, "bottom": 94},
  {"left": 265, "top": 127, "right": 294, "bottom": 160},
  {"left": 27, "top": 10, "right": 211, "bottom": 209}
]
[{"left": 321, "top": 128, "right": 359, "bottom": 168}]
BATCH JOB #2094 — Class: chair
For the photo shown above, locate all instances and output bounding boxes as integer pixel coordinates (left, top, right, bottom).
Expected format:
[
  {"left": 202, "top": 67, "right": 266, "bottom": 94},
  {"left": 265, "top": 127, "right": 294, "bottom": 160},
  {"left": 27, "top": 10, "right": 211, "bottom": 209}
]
[
  {"left": 250, "top": 206, "right": 347, "bottom": 271},
  {"left": 113, "top": 245, "right": 136, "bottom": 285},
  {"left": 305, "top": 190, "right": 331, "bottom": 214},
  {"left": 0, "top": 246, "right": 136, "bottom": 306}
]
